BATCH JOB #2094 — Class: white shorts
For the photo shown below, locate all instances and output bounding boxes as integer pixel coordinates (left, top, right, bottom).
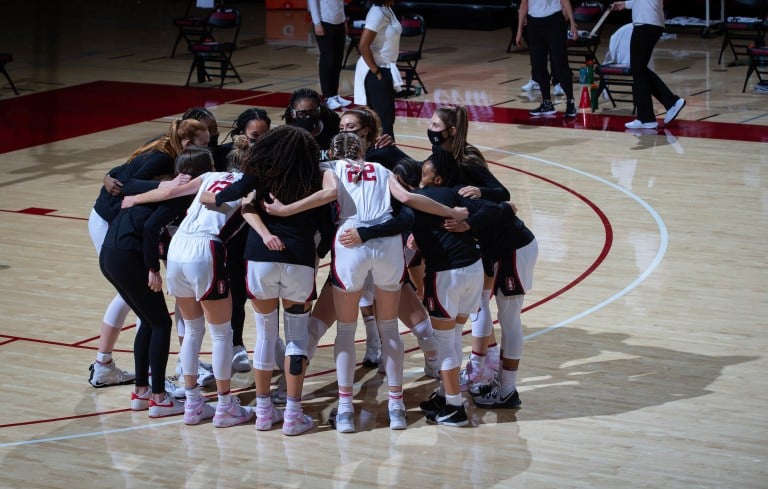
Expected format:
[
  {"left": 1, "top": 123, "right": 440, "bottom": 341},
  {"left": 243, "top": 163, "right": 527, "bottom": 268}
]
[
  {"left": 423, "top": 260, "right": 484, "bottom": 319},
  {"left": 88, "top": 208, "right": 109, "bottom": 255},
  {"left": 246, "top": 261, "right": 316, "bottom": 302},
  {"left": 331, "top": 234, "right": 404, "bottom": 292},
  {"left": 166, "top": 235, "right": 229, "bottom": 301},
  {"left": 495, "top": 238, "right": 538, "bottom": 296}
]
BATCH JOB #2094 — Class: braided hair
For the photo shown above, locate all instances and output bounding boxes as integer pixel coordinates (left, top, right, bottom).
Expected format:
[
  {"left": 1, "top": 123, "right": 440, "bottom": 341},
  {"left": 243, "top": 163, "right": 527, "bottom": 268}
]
[
  {"left": 282, "top": 88, "right": 338, "bottom": 126},
  {"left": 182, "top": 107, "right": 215, "bottom": 121},
  {"left": 226, "top": 107, "right": 271, "bottom": 141},
  {"left": 329, "top": 132, "right": 365, "bottom": 162},
  {"left": 242, "top": 125, "right": 321, "bottom": 204}
]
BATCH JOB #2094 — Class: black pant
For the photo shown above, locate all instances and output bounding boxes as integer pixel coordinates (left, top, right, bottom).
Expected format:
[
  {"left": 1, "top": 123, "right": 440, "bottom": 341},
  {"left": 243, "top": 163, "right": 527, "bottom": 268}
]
[
  {"left": 630, "top": 23, "right": 678, "bottom": 122},
  {"left": 365, "top": 68, "right": 396, "bottom": 139},
  {"left": 527, "top": 13, "right": 573, "bottom": 101},
  {"left": 100, "top": 248, "right": 172, "bottom": 394},
  {"left": 226, "top": 226, "right": 248, "bottom": 347},
  {"left": 315, "top": 21, "right": 347, "bottom": 98}
]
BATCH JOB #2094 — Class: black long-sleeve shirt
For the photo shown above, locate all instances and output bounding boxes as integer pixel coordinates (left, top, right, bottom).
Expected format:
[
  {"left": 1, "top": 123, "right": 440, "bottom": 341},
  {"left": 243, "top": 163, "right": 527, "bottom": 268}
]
[
  {"left": 410, "top": 186, "right": 500, "bottom": 273},
  {"left": 460, "top": 160, "right": 511, "bottom": 203},
  {"left": 478, "top": 202, "right": 535, "bottom": 261}
]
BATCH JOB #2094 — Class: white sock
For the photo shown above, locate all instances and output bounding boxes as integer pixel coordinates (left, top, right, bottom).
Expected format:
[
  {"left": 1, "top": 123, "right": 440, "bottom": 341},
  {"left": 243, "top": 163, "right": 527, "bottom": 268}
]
[
  {"left": 186, "top": 387, "right": 202, "bottom": 402},
  {"left": 446, "top": 393, "right": 463, "bottom": 407},
  {"left": 388, "top": 391, "right": 405, "bottom": 411},
  {"left": 218, "top": 393, "right": 232, "bottom": 405},
  {"left": 256, "top": 395, "right": 272, "bottom": 410},
  {"left": 286, "top": 396, "right": 301, "bottom": 414},
  {"left": 338, "top": 391, "right": 354, "bottom": 414},
  {"left": 500, "top": 368, "right": 518, "bottom": 396},
  {"left": 96, "top": 352, "right": 112, "bottom": 364},
  {"left": 469, "top": 351, "right": 486, "bottom": 373}
]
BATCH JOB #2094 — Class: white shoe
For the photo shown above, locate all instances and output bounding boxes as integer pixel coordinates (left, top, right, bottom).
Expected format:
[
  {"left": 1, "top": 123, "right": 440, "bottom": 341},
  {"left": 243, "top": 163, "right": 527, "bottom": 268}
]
[
  {"left": 271, "top": 373, "right": 287, "bottom": 405},
  {"left": 362, "top": 337, "right": 382, "bottom": 368},
  {"left": 624, "top": 119, "right": 658, "bottom": 130},
  {"left": 130, "top": 390, "right": 151, "bottom": 411},
  {"left": 335, "top": 95, "right": 352, "bottom": 107},
  {"left": 521, "top": 79, "right": 540, "bottom": 91},
  {"left": 89, "top": 360, "right": 135, "bottom": 388},
  {"left": 148, "top": 394, "right": 185, "bottom": 418},
  {"left": 326, "top": 96, "right": 342, "bottom": 110},
  {"left": 232, "top": 345, "right": 251, "bottom": 373},
  {"left": 197, "top": 362, "right": 215, "bottom": 388},
  {"left": 553, "top": 83, "right": 566, "bottom": 96},
  {"left": 664, "top": 98, "right": 686, "bottom": 125}
]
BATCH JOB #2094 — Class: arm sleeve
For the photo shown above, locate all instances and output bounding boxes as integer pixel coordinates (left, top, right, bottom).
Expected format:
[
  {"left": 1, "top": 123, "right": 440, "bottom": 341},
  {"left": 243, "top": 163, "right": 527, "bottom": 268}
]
[
  {"left": 462, "top": 164, "right": 511, "bottom": 203},
  {"left": 121, "top": 180, "right": 161, "bottom": 196},
  {"left": 357, "top": 201, "right": 414, "bottom": 242},
  {"left": 215, "top": 173, "right": 259, "bottom": 205}
]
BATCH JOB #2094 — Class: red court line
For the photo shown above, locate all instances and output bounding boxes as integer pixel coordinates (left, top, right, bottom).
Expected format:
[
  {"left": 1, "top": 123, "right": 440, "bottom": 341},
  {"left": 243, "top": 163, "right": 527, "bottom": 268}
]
[
  {"left": 1, "top": 81, "right": 766, "bottom": 156},
  {"left": 0, "top": 338, "right": 19, "bottom": 346},
  {"left": 0, "top": 208, "right": 88, "bottom": 220}
]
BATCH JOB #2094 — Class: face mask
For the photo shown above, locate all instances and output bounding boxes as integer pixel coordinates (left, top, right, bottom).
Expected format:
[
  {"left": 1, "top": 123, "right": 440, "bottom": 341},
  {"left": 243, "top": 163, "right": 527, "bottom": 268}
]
[
  {"left": 427, "top": 129, "right": 447, "bottom": 146},
  {"left": 293, "top": 117, "right": 318, "bottom": 132}
]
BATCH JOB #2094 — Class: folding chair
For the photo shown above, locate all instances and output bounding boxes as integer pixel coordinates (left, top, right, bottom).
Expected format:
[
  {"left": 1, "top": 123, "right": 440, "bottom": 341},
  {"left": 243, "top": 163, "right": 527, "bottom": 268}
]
[
  {"left": 170, "top": 0, "right": 219, "bottom": 58},
  {"left": 342, "top": 0, "right": 368, "bottom": 69},
  {"left": 0, "top": 53, "right": 19, "bottom": 95},
  {"left": 185, "top": 8, "right": 242, "bottom": 88},
  {"left": 718, "top": 18, "right": 766, "bottom": 65},
  {"left": 567, "top": 2, "right": 607, "bottom": 75},
  {"left": 743, "top": 45, "right": 768, "bottom": 91},
  {"left": 396, "top": 13, "right": 428, "bottom": 97},
  {"left": 596, "top": 63, "right": 635, "bottom": 111}
]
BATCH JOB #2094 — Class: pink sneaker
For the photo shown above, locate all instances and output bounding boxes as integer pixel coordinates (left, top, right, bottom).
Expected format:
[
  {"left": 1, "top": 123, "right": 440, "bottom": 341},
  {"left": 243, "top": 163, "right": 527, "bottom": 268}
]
[
  {"left": 255, "top": 404, "right": 284, "bottom": 431},
  {"left": 282, "top": 410, "right": 314, "bottom": 436},
  {"left": 213, "top": 399, "right": 254, "bottom": 428},
  {"left": 184, "top": 396, "right": 215, "bottom": 425}
]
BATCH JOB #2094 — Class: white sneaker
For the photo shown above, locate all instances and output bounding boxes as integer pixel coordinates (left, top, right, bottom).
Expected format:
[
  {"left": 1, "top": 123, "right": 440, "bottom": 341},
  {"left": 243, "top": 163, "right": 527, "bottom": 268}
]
[
  {"left": 624, "top": 119, "right": 658, "bottom": 130},
  {"left": 388, "top": 408, "right": 407, "bottom": 430},
  {"left": 663, "top": 98, "right": 686, "bottom": 125},
  {"left": 521, "top": 79, "right": 540, "bottom": 91},
  {"left": 271, "top": 373, "right": 287, "bottom": 405},
  {"left": 335, "top": 95, "right": 352, "bottom": 107},
  {"left": 362, "top": 337, "right": 382, "bottom": 368},
  {"left": 232, "top": 345, "right": 251, "bottom": 373},
  {"left": 553, "top": 83, "right": 566, "bottom": 96},
  {"left": 130, "top": 390, "right": 151, "bottom": 411},
  {"left": 197, "top": 362, "right": 215, "bottom": 388},
  {"left": 89, "top": 361, "right": 135, "bottom": 388},
  {"left": 148, "top": 394, "right": 185, "bottom": 418},
  {"left": 166, "top": 378, "right": 186, "bottom": 399},
  {"left": 184, "top": 396, "right": 215, "bottom": 425},
  {"left": 326, "top": 96, "right": 342, "bottom": 110},
  {"left": 335, "top": 410, "right": 356, "bottom": 433}
]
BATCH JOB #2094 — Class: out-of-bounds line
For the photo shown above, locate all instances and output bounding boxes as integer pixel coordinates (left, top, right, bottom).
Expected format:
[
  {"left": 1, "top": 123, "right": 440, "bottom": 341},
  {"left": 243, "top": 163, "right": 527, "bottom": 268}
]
[{"left": 0, "top": 419, "right": 183, "bottom": 449}]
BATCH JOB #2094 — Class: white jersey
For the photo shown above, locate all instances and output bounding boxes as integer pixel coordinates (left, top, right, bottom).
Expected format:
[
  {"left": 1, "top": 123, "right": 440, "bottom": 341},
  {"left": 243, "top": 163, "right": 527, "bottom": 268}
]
[
  {"left": 330, "top": 159, "right": 393, "bottom": 228},
  {"left": 177, "top": 171, "right": 244, "bottom": 239}
]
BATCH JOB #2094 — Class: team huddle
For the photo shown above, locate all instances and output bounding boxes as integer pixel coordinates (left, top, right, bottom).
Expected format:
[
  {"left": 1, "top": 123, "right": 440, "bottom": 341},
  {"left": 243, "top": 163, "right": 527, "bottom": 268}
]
[{"left": 87, "top": 89, "right": 538, "bottom": 435}]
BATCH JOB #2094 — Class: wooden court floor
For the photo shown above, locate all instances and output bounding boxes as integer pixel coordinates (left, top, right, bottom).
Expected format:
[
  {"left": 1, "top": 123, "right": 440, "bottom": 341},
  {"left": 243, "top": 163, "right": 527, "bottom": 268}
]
[{"left": 1, "top": 1, "right": 766, "bottom": 488}]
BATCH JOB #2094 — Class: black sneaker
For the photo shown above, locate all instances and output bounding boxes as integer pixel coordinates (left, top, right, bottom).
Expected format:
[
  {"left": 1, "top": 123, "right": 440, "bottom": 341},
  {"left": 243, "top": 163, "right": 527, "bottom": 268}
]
[
  {"left": 529, "top": 101, "right": 556, "bottom": 116},
  {"left": 473, "top": 388, "right": 521, "bottom": 409},
  {"left": 419, "top": 391, "right": 446, "bottom": 415},
  {"left": 564, "top": 100, "right": 577, "bottom": 118},
  {"left": 426, "top": 403, "right": 469, "bottom": 427}
]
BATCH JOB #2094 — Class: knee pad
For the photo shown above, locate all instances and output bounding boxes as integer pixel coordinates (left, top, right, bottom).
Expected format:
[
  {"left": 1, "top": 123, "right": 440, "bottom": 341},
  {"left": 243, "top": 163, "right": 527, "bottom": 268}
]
[
  {"left": 289, "top": 354, "right": 307, "bottom": 375},
  {"left": 253, "top": 310, "right": 278, "bottom": 371},
  {"left": 284, "top": 310, "right": 309, "bottom": 358},
  {"left": 433, "top": 328, "right": 460, "bottom": 371}
]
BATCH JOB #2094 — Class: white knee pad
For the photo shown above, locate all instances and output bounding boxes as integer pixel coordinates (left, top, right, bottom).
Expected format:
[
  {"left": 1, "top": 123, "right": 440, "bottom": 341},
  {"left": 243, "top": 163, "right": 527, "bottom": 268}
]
[
  {"left": 497, "top": 295, "right": 524, "bottom": 359},
  {"left": 208, "top": 321, "right": 233, "bottom": 381},
  {"left": 470, "top": 289, "right": 493, "bottom": 337},
  {"left": 433, "top": 327, "right": 460, "bottom": 372},
  {"left": 411, "top": 318, "right": 436, "bottom": 353},
  {"left": 284, "top": 311, "right": 310, "bottom": 358},
  {"left": 180, "top": 316, "right": 206, "bottom": 376},
  {"left": 334, "top": 320, "right": 358, "bottom": 388},
  {"left": 253, "top": 309, "right": 279, "bottom": 371},
  {"left": 103, "top": 293, "right": 131, "bottom": 329},
  {"left": 378, "top": 318, "right": 404, "bottom": 387}
]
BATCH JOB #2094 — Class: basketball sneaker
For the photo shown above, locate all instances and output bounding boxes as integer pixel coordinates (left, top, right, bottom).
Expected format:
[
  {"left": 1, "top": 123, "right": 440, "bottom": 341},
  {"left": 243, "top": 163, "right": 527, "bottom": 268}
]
[
  {"left": 232, "top": 345, "right": 251, "bottom": 373},
  {"left": 334, "top": 410, "right": 356, "bottom": 434},
  {"left": 213, "top": 398, "right": 254, "bottom": 428},
  {"left": 184, "top": 397, "right": 215, "bottom": 425},
  {"left": 282, "top": 410, "right": 314, "bottom": 436},
  {"left": 89, "top": 361, "right": 135, "bottom": 388},
  {"left": 459, "top": 362, "right": 493, "bottom": 394},
  {"left": 130, "top": 390, "right": 151, "bottom": 411},
  {"left": 255, "top": 404, "right": 284, "bottom": 431},
  {"left": 553, "top": 83, "right": 566, "bottom": 96},
  {"left": 426, "top": 403, "right": 468, "bottom": 427},
  {"left": 197, "top": 362, "right": 215, "bottom": 388},
  {"left": 529, "top": 101, "right": 557, "bottom": 116},
  {"left": 362, "top": 336, "right": 382, "bottom": 368},
  {"left": 419, "top": 391, "right": 446, "bottom": 415},
  {"left": 388, "top": 408, "right": 407, "bottom": 430},
  {"left": 521, "top": 79, "right": 540, "bottom": 91},
  {"left": 271, "top": 373, "right": 287, "bottom": 405},
  {"left": 473, "top": 388, "right": 521, "bottom": 409}
]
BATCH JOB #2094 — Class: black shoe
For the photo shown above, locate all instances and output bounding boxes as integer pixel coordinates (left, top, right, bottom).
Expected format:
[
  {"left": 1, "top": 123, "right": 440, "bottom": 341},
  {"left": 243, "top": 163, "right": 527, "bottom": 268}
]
[
  {"left": 426, "top": 403, "right": 469, "bottom": 427},
  {"left": 564, "top": 100, "right": 577, "bottom": 118},
  {"left": 419, "top": 391, "right": 446, "bottom": 415},
  {"left": 529, "top": 101, "right": 556, "bottom": 116},
  {"left": 473, "top": 388, "right": 521, "bottom": 409}
]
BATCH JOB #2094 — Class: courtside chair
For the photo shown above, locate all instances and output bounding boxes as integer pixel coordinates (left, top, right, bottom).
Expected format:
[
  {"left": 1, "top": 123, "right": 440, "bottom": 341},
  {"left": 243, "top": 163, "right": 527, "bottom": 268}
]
[
  {"left": 0, "top": 53, "right": 19, "bottom": 95},
  {"left": 743, "top": 45, "right": 768, "bottom": 91},
  {"left": 170, "top": 0, "right": 219, "bottom": 58},
  {"left": 567, "top": 1, "right": 606, "bottom": 74},
  {"left": 396, "top": 13, "right": 428, "bottom": 97},
  {"left": 185, "top": 8, "right": 242, "bottom": 88},
  {"left": 342, "top": 0, "right": 368, "bottom": 69},
  {"left": 718, "top": 0, "right": 767, "bottom": 65}
]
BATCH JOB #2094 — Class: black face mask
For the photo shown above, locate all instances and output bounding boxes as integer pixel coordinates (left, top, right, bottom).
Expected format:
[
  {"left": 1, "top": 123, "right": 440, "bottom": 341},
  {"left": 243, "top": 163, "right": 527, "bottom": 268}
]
[
  {"left": 208, "top": 134, "right": 219, "bottom": 147},
  {"left": 293, "top": 117, "right": 319, "bottom": 132},
  {"left": 427, "top": 129, "right": 448, "bottom": 146}
]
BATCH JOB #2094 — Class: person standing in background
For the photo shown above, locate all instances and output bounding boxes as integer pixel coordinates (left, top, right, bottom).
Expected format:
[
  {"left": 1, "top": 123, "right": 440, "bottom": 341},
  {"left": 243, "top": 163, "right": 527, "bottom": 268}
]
[
  {"left": 309, "top": 0, "right": 352, "bottom": 110},
  {"left": 354, "top": 0, "right": 402, "bottom": 139},
  {"left": 611, "top": 0, "right": 686, "bottom": 129}
]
